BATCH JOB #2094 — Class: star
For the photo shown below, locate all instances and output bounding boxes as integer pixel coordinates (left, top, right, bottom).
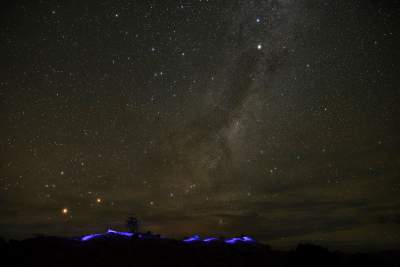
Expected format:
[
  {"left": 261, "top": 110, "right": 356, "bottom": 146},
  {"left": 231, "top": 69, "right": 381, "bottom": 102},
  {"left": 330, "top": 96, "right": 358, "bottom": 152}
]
[
  {"left": 61, "top": 208, "right": 69, "bottom": 215},
  {"left": 257, "top": 43, "right": 263, "bottom": 50}
]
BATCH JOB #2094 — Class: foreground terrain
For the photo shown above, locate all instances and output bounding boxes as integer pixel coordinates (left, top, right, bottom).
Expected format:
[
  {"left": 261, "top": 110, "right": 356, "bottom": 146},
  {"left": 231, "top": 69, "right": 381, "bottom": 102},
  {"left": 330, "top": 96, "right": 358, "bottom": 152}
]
[{"left": 1, "top": 233, "right": 399, "bottom": 267}]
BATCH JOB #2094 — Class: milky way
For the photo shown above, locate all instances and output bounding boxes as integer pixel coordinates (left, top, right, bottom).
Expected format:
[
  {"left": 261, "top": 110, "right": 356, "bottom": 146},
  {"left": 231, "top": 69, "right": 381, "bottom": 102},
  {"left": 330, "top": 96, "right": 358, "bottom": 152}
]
[{"left": 0, "top": 0, "right": 399, "bottom": 251}]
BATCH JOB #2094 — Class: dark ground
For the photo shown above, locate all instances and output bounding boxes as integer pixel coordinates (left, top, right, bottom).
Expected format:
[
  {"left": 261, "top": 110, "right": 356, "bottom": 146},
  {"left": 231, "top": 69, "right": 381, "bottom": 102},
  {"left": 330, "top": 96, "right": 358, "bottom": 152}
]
[{"left": 1, "top": 235, "right": 399, "bottom": 267}]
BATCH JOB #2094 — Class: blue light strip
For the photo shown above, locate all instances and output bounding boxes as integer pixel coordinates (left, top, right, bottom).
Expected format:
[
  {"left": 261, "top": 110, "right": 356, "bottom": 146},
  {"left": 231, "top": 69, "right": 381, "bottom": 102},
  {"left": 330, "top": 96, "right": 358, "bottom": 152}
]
[
  {"left": 241, "top": 236, "right": 255, "bottom": 242},
  {"left": 224, "top": 236, "right": 256, "bottom": 244},
  {"left": 81, "top": 233, "right": 104, "bottom": 241},
  {"left": 182, "top": 234, "right": 201, "bottom": 242},
  {"left": 81, "top": 229, "right": 134, "bottom": 241},
  {"left": 203, "top": 237, "right": 218, "bottom": 242},
  {"left": 80, "top": 230, "right": 256, "bottom": 244},
  {"left": 182, "top": 234, "right": 256, "bottom": 244},
  {"left": 225, "top": 237, "right": 242, "bottom": 244},
  {"left": 106, "top": 229, "right": 134, "bottom": 237}
]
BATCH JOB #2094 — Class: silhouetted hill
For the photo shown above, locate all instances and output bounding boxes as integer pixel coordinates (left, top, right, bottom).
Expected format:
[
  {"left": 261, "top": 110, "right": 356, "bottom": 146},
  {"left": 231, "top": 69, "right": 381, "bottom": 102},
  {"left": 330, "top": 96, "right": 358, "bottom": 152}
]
[{"left": 1, "top": 234, "right": 399, "bottom": 267}]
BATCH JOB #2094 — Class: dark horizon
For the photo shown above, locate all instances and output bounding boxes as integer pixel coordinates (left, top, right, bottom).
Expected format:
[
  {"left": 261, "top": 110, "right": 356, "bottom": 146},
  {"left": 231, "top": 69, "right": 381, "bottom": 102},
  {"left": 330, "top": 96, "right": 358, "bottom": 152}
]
[
  {"left": 1, "top": 0, "right": 399, "bottom": 253},
  {"left": 1, "top": 226, "right": 398, "bottom": 253}
]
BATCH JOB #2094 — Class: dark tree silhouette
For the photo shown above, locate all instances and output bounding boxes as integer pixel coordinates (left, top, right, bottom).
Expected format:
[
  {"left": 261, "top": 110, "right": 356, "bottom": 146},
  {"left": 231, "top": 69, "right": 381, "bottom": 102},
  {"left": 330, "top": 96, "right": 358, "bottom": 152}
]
[{"left": 126, "top": 216, "right": 139, "bottom": 233}]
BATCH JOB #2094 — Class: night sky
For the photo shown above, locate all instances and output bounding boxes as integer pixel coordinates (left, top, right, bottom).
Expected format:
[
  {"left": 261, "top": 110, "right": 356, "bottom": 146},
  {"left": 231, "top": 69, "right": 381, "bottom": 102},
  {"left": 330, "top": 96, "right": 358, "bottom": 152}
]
[{"left": 1, "top": 0, "right": 399, "bottom": 251}]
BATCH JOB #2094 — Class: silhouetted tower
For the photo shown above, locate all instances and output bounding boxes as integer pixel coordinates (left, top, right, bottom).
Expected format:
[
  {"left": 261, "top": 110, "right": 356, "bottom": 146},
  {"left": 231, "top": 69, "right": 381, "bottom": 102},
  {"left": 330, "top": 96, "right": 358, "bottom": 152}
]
[{"left": 126, "top": 216, "right": 139, "bottom": 233}]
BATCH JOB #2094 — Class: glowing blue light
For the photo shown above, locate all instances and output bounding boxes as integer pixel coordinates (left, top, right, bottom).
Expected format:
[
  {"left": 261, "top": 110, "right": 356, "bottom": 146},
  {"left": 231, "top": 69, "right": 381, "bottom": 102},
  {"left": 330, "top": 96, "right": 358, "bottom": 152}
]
[
  {"left": 107, "top": 229, "right": 134, "bottom": 237},
  {"left": 183, "top": 235, "right": 201, "bottom": 242},
  {"left": 80, "top": 229, "right": 134, "bottom": 241},
  {"left": 241, "top": 236, "right": 255, "bottom": 242},
  {"left": 225, "top": 237, "right": 242, "bottom": 244},
  {"left": 81, "top": 233, "right": 104, "bottom": 241},
  {"left": 80, "top": 229, "right": 256, "bottom": 245},
  {"left": 224, "top": 236, "right": 256, "bottom": 244}
]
